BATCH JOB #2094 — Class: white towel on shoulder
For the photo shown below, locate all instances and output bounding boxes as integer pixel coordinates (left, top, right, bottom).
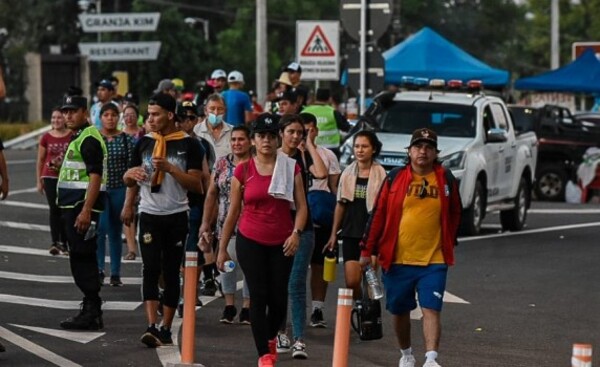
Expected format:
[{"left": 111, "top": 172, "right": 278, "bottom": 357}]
[{"left": 268, "top": 151, "right": 297, "bottom": 204}]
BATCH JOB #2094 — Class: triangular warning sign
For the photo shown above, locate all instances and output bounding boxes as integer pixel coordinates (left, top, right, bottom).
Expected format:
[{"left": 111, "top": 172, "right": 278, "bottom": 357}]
[{"left": 301, "top": 25, "right": 335, "bottom": 57}]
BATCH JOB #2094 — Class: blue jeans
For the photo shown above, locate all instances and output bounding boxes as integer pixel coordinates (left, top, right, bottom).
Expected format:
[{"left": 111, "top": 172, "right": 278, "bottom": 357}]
[
  {"left": 96, "top": 187, "right": 125, "bottom": 276},
  {"left": 288, "top": 229, "right": 314, "bottom": 341}
]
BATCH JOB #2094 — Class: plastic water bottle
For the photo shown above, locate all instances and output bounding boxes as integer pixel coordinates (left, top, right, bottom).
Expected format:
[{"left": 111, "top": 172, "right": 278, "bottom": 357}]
[
  {"left": 84, "top": 221, "right": 97, "bottom": 241},
  {"left": 222, "top": 260, "right": 236, "bottom": 273},
  {"left": 364, "top": 266, "right": 384, "bottom": 300}
]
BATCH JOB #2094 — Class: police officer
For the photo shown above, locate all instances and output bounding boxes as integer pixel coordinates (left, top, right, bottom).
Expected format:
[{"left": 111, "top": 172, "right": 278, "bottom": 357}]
[
  {"left": 57, "top": 95, "right": 107, "bottom": 330},
  {"left": 302, "top": 88, "right": 350, "bottom": 158}
]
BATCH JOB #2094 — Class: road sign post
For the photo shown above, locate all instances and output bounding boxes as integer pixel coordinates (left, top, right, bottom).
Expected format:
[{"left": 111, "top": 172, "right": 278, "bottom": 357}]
[{"left": 296, "top": 21, "right": 340, "bottom": 81}]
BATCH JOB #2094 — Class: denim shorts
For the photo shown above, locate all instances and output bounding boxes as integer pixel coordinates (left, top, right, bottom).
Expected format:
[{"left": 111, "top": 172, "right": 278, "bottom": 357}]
[{"left": 382, "top": 264, "right": 448, "bottom": 315}]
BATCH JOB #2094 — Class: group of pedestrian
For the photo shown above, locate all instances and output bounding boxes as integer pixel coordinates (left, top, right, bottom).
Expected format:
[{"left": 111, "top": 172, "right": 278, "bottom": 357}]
[{"left": 1, "top": 59, "right": 462, "bottom": 367}]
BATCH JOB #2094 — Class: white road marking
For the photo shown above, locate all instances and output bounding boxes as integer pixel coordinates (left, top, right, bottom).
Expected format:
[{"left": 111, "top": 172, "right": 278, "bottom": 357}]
[
  {"left": 10, "top": 324, "right": 105, "bottom": 344},
  {"left": 0, "top": 294, "right": 141, "bottom": 311},
  {"left": 6, "top": 159, "right": 36, "bottom": 165},
  {"left": 0, "top": 270, "right": 142, "bottom": 284},
  {"left": 0, "top": 200, "right": 49, "bottom": 210},
  {"left": 5, "top": 187, "right": 37, "bottom": 195},
  {"left": 459, "top": 221, "right": 600, "bottom": 243},
  {"left": 0, "top": 220, "right": 50, "bottom": 232},
  {"left": 0, "top": 245, "right": 142, "bottom": 263},
  {"left": 528, "top": 208, "right": 600, "bottom": 214},
  {"left": 409, "top": 291, "right": 469, "bottom": 320},
  {"left": 0, "top": 325, "right": 81, "bottom": 367}
]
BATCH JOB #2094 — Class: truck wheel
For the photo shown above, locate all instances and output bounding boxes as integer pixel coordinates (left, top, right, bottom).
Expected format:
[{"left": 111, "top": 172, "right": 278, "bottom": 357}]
[
  {"left": 500, "top": 177, "right": 530, "bottom": 231},
  {"left": 460, "top": 180, "right": 484, "bottom": 236},
  {"left": 535, "top": 163, "right": 567, "bottom": 201}
]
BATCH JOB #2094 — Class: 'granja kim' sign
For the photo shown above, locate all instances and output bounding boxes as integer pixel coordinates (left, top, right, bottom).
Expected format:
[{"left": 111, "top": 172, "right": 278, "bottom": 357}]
[{"left": 78, "top": 13, "right": 160, "bottom": 33}]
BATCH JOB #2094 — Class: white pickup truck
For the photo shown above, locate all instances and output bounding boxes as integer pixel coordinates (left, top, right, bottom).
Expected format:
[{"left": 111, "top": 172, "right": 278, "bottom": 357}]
[{"left": 340, "top": 89, "right": 538, "bottom": 235}]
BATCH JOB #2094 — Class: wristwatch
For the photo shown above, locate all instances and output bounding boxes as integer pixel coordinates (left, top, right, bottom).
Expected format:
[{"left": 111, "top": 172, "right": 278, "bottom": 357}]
[{"left": 293, "top": 228, "right": 302, "bottom": 235}]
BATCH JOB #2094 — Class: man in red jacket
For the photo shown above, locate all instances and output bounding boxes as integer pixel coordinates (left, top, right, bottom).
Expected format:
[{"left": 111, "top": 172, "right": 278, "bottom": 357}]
[{"left": 360, "top": 128, "right": 461, "bottom": 367}]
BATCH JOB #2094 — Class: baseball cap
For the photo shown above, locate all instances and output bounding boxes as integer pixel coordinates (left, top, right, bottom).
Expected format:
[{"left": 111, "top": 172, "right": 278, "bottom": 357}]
[
  {"left": 123, "top": 91, "right": 139, "bottom": 105},
  {"left": 228, "top": 70, "right": 244, "bottom": 83},
  {"left": 407, "top": 128, "right": 438, "bottom": 149},
  {"left": 285, "top": 62, "right": 302, "bottom": 73},
  {"left": 153, "top": 79, "right": 175, "bottom": 94},
  {"left": 277, "top": 72, "right": 292, "bottom": 86},
  {"left": 60, "top": 95, "right": 88, "bottom": 111},
  {"left": 97, "top": 79, "right": 115, "bottom": 91},
  {"left": 148, "top": 93, "right": 177, "bottom": 114},
  {"left": 177, "top": 101, "right": 199, "bottom": 117},
  {"left": 211, "top": 69, "right": 227, "bottom": 80},
  {"left": 252, "top": 113, "right": 280, "bottom": 135},
  {"left": 172, "top": 78, "right": 184, "bottom": 91}
]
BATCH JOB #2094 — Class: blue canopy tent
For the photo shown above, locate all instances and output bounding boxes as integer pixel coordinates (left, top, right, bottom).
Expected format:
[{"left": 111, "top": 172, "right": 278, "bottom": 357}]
[
  {"left": 383, "top": 27, "right": 510, "bottom": 87},
  {"left": 514, "top": 48, "right": 600, "bottom": 93}
]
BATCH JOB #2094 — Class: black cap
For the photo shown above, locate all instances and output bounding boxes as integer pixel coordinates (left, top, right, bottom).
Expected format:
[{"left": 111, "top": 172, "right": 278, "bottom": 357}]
[
  {"left": 315, "top": 88, "right": 330, "bottom": 101},
  {"left": 123, "top": 92, "right": 139, "bottom": 105},
  {"left": 149, "top": 93, "right": 177, "bottom": 114},
  {"left": 60, "top": 95, "right": 88, "bottom": 111},
  {"left": 177, "top": 101, "right": 199, "bottom": 117},
  {"left": 97, "top": 79, "right": 115, "bottom": 91},
  {"left": 66, "top": 85, "right": 83, "bottom": 97},
  {"left": 407, "top": 128, "right": 438, "bottom": 149},
  {"left": 252, "top": 113, "right": 280, "bottom": 135}
]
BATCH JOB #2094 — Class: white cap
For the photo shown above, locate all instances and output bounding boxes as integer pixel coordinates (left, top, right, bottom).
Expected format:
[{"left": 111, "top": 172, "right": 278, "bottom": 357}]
[
  {"left": 211, "top": 69, "right": 227, "bottom": 79},
  {"left": 228, "top": 70, "right": 244, "bottom": 83}
]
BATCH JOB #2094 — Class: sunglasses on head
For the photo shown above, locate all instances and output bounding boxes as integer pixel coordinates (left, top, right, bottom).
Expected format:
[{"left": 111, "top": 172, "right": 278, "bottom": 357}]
[{"left": 419, "top": 178, "right": 429, "bottom": 199}]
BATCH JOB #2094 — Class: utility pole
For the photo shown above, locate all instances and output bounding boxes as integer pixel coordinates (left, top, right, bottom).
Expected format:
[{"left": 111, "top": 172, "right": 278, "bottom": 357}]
[
  {"left": 256, "top": 0, "right": 267, "bottom": 105},
  {"left": 550, "top": 0, "right": 559, "bottom": 69}
]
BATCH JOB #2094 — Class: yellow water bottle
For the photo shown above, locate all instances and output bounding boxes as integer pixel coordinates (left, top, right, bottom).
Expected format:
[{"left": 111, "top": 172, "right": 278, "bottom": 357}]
[{"left": 323, "top": 253, "right": 336, "bottom": 282}]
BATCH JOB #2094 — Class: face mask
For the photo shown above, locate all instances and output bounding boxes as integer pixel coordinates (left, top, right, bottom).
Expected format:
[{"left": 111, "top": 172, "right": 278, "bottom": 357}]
[{"left": 207, "top": 113, "right": 223, "bottom": 126}]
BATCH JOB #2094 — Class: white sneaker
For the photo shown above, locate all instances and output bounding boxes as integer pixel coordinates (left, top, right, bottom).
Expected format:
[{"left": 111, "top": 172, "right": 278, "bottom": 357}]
[
  {"left": 291, "top": 340, "right": 308, "bottom": 359},
  {"left": 423, "top": 360, "right": 442, "bottom": 367},
  {"left": 399, "top": 355, "right": 416, "bottom": 367},
  {"left": 276, "top": 333, "right": 291, "bottom": 353}
]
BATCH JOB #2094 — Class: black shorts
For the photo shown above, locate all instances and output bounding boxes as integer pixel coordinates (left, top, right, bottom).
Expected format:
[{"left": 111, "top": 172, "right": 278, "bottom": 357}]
[
  {"left": 341, "top": 236, "right": 361, "bottom": 263},
  {"left": 310, "top": 225, "right": 338, "bottom": 265}
]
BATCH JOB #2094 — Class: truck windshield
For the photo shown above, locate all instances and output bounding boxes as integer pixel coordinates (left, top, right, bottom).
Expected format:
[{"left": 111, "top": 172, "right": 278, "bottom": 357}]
[
  {"left": 509, "top": 107, "right": 535, "bottom": 133},
  {"left": 376, "top": 101, "right": 477, "bottom": 137}
]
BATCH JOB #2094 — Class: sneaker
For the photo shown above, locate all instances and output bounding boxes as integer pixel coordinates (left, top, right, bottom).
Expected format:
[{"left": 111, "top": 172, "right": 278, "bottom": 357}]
[
  {"left": 422, "top": 361, "right": 441, "bottom": 367},
  {"left": 310, "top": 308, "right": 326, "bottom": 328},
  {"left": 257, "top": 354, "right": 274, "bottom": 367},
  {"left": 109, "top": 276, "right": 123, "bottom": 287},
  {"left": 56, "top": 242, "right": 68, "bottom": 254},
  {"left": 239, "top": 307, "right": 251, "bottom": 325},
  {"left": 291, "top": 340, "right": 308, "bottom": 359},
  {"left": 201, "top": 279, "right": 217, "bottom": 296},
  {"left": 276, "top": 333, "right": 291, "bottom": 353},
  {"left": 49, "top": 245, "right": 60, "bottom": 255},
  {"left": 399, "top": 355, "right": 416, "bottom": 367},
  {"left": 158, "top": 326, "right": 173, "bottom": 345},
  {"left": 220, "top": 305, "right": 237, "bottom": 324},
  {"left": 268, "top": 337, "right": 278, "bottom": 362},
  {"left": 140, "top": 325, "right": 162, "bottom": 348}
]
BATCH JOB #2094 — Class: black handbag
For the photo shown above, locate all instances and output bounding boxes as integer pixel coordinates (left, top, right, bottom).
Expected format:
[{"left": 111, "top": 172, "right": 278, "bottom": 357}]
[{"left": 351, "top": 276, "right": 383, "bottom": 341}]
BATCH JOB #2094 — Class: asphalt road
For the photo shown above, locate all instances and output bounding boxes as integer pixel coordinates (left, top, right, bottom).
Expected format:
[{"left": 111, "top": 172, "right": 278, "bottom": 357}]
[{"left": 1, "top": 149, "right": 599, "bottom": 367}]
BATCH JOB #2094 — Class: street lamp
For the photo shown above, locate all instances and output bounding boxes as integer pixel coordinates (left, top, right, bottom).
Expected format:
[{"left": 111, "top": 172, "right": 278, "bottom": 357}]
[{"left": 184, "top": 17, "right": 210, "bottom": 42}]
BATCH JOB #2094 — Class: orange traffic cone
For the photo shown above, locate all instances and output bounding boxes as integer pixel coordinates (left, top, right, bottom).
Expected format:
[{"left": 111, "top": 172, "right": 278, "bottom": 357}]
[{"left": 572, "top": 343, "right": 592, "bottom": 367}]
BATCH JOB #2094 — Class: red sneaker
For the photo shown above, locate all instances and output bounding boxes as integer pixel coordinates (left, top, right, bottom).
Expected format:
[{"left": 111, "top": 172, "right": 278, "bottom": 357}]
[
  {"left": 268, "top": 337, "right": 278, "bottom": 362},
  {"left": 258, "top": 354, "right": 274, "bottom": 367}
]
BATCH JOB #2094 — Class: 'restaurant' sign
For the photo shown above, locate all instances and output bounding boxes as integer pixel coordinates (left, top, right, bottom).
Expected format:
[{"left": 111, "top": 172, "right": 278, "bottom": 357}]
[{"left": 78, "top": 42, "right": 161, "bottom": 61}]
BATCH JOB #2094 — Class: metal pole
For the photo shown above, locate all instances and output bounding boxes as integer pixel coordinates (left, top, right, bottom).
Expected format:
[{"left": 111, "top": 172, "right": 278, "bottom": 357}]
[
  {"left": 97, "top": 0, "right": 102, "bottom": 43},
  {"left": 202, "top": 19, "right": 209, "bottom": 42},
  {"left": 359, "top": 0, "right": 367, "bottom": 115},
  {"left": 256, "top": 0, "right": 267, "bottom": 106},
  {"left": 550, "top": 0, "right": 559, "bottom": 69}
]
